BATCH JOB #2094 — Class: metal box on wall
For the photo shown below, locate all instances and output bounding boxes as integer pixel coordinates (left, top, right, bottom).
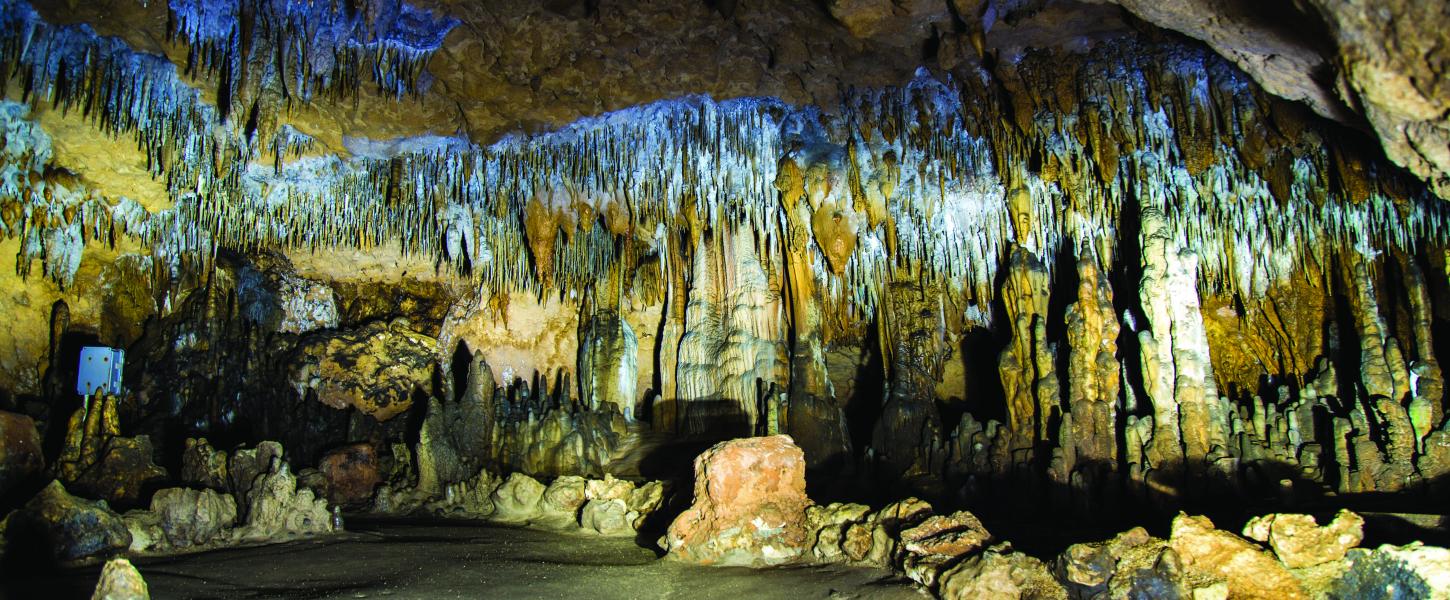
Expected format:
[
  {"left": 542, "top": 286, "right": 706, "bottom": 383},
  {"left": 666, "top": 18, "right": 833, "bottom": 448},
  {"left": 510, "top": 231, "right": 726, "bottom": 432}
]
[{"left": 76, "top": 346, "right": 124, "bottom": 396}]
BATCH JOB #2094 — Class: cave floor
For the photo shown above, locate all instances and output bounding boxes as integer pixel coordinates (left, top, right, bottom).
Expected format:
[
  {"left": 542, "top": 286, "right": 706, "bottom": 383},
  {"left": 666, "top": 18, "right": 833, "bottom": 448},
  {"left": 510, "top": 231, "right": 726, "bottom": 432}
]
[{"left": 3, "top": 519, "right": 922, "bottom": 600}]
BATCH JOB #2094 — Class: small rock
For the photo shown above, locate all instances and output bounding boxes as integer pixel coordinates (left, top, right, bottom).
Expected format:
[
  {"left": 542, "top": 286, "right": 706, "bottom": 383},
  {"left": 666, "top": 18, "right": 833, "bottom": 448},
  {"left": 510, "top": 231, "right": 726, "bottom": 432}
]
[
  {"left": 490, "top": 472, "right": 545, "bottom": 522},
  {"left": 900, "top": 510, "right": 993, "bottom": 559},
  {"left": 179, "top": 438, "right": 228, "bottom": 491},
  {"left": 1241, "top": 510, "right": 1364, "bottom": 568},
  {"left": 91, "top": 557, "right": 149, "bottom": 600},
  {"left": 580, "top": 498, "right": 632, "bottom": 535}
]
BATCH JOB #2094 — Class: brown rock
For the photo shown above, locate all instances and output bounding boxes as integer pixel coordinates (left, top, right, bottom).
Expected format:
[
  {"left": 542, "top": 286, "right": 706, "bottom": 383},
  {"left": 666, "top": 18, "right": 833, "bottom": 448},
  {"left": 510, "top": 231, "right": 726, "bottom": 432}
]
[
  {"left": 664, "top": 435, "right": 811, "bottom": 567},
  {"left": 319, "top": 443, "right": 381, "bottom": 506},
  {"left": 91, "top": 557, "right": 149, "bottom": 600},
  {"left": 179, "top": 438, "right": 229, "bottom": 491},
  {"left": 900, "top": 510, "right": 993, "bottom": 559},
  {"left": 0, "top": 410, "right": 44, "bottom": 498},
  {"left": 1169, "top": 513, "right": 1307, "bottom": 600},
  {"left": 290, "top": 320, "right": 436, "bottom": 422},
  {"left": 938, "top": 549, "right": 1068, "bottom": 600},
  {"left": 1242, "top": 510, "right": 1364, "bottom": 568}
]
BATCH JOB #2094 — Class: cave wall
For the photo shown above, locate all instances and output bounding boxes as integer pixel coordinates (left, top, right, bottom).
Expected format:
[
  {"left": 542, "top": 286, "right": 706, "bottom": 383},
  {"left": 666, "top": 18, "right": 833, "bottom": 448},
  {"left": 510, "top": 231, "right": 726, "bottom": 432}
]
[{"left": 1, "top": 0, "right": 1449, "bottom": 518}]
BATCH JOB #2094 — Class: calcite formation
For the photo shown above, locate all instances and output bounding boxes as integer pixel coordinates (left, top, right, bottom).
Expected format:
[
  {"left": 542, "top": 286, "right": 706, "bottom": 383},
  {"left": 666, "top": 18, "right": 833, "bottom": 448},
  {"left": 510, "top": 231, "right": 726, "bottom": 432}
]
[
  {"left": 0, "top": 0, "right": 1449, "bottom": 597},
  {"left": 289, "top": 320, "right": 436, "bottom": 422},
  {"left": 665, "top": 435, "right": 812, "bottom": 567}
]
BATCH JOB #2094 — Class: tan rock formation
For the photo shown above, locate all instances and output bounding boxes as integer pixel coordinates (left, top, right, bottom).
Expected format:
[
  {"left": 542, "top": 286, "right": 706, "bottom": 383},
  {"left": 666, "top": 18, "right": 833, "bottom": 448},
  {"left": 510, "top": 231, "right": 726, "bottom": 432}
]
[
  {"left": 665, "top": 435, "right": 811, "bottom": 567},
  {"left": 1242, "top": 510, "right": 1364, "bottom": 569}
]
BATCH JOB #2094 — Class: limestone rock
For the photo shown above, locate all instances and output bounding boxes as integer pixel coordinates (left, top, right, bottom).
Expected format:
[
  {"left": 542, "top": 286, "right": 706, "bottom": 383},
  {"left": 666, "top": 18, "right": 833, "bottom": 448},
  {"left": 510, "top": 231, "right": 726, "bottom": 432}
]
[
  {"left": 234, "top": 461, "right": 332, "bottom": 541},
  {"left": 238, "top": 257, "right": 339, "bottom": 335},
  {"left": 1241, "top": 510, "right": 1364, "bottom": 568},
  {"left": 319, "top": 443, "right": 381, "bottom": 507},
  {"left": 227, "top": 441, "right": 284, "bottom": 514},
  {"left": 1169, "top": 513, "right": 1307, "bottom": 600},
  {"left": 901, "top": 511, "right": 993, "bottom": 560},
  {"left": 580, "top": 498, "right": 631, "bottom": 536},
  {"left": 18, "top": 480, "right": 131, "bottom": 563},
  {"left": 1055, "top": 526, "right": 1170, "bottom": 599},
  {"left": 664, "top": 435, "right": 811, "bottom": 567},
  {"left": 539, "top": 475, "right": 587, "bottom": 521},
  {"left": 55, "top": 401, "right": 167, "bottom": 506},
  {"left": 938, "top": 548, "right": 1067, "bottom": 600},
  {"left": 120, "top": 510, "right": 163, "bottom": 553},
  {"left": 625, "top": 479, "right": 665, "bottom": 526},
  {"left": 91, "top": 557, "right": 149, "bottom": 600},
  {"left": 1333, "top": 543, "right": 1450, "bottom": 600},
  {"left": 433, "top": 469, "right": 502, "bottom": 518},
  {"left": 805, "top": 502, "right": 872, "bottom": 563},
  {"left": 0, "top": 410, "right": 44, "bottom": 499},
  {"left": 179, "top": 438, "right": 229, "bottom": 491},
  {"left": 290, "top": 319, "right": 437, "bottom": 422},
  {"left": 489, "top": 472, "right": 546, "bottom": 522},
  {"left": 149, "top": 487, "right": 237, "bottom": 549}
]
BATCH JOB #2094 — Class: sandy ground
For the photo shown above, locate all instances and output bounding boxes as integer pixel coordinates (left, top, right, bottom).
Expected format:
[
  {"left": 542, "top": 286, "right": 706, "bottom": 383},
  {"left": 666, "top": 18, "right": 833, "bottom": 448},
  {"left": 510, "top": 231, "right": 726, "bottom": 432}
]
[{"left": 2, "top": 519, "right": 925, "bottom": 599}]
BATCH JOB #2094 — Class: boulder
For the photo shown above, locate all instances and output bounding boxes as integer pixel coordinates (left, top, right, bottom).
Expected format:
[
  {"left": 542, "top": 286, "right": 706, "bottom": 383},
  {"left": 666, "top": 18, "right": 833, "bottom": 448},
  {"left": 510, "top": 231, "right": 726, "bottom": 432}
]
[
  {"left": 539, "top": 475, "right": 587, "bottom": 521},
  {"left": 234, "top": 462, "right": 332, "bottom": 541},
  {"left": 319, "top": 443, "right": 381, "bottom": 506},
  {"left": 806, "top": 502, "right": 872, "bottom": 563},
  {"left": 1241, "top": 509, "right": 1364, "bottom": 568},
  {"left": 938, "top": 548, "right": 1067, "bottom": 600},
  {"left": 489, "top": 472, "right": 546, "bottom": 522},
  {"left": 1169, "top": 513, "right": 1307, "bottom": 600},
  {"left": 91, "top": 557, "right": 149, "bottom": 600},
  {"left": 17, "top": 480, "right": 131, "bottom": 563},
  {"left": 227, "top": 441, "right": 284, "bottom": 514},
  {"left": 664, "top": 435, "right": 811, "bottom": 567},
  {"left": 580, "top": 498, "right": 632, "bottom": 535},
  {"left": 1055, "top": 526, "right": 1170, "bottom": 599},
  {"left": 0, "top": 410, "right": 44, "bottom": 499},
  {"left": 1333, "top": 543, "right": 1450, "bottom": 600},
  {"left": 625, "top": 480, "right": 665, "bottom": 529},
  {"left": 898, "top": 510, "right": 994, "bottom": 587},
  {"left": 149, "top": 487, "right": 237, "bottom": 548},
  {"left": 120, "top": 510, "right": 163, "bottom": 553},
  {"left": 179, "top": 438, "right": 228, "bottom": 491}
]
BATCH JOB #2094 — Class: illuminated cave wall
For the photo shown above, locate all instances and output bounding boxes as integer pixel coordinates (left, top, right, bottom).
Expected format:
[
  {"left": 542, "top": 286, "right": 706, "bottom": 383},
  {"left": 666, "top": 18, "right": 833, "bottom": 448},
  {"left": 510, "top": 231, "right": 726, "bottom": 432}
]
[{"left": 1, "top": 0, "right": 1448, "bottom": 511}]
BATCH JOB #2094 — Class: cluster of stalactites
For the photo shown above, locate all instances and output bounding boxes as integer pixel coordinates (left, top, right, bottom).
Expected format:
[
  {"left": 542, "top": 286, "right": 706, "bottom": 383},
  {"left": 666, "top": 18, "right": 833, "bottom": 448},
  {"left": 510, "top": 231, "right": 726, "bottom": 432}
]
[
  {"left": 168, "top": 0, "right": 459, "bottom": 102},
  {"left": 0, "top": 0, "right": 1447, "bottom": 323}
]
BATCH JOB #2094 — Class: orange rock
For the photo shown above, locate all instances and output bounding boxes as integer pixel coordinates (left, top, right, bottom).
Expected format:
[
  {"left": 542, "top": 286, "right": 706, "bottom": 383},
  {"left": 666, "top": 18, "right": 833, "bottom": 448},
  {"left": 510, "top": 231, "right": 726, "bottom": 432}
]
[
  {"left": 664, "top": 435, "right": 811, "bottom": 567},
  {"left": 319, "top": 443, "right": 381, "bottom": 507}
]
